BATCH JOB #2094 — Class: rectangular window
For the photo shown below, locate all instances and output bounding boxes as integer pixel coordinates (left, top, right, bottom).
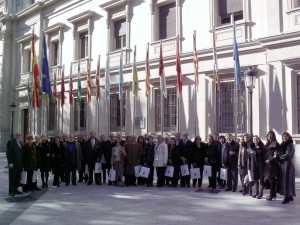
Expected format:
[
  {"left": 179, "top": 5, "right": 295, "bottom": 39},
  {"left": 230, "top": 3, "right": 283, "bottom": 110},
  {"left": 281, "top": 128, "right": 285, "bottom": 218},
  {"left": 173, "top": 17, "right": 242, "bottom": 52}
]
[
  {"left": 110, "top": 93, "right": 126, "bottom": 132},
  {"left": 114, "top": 19, "right": 126, "bottom": 50},
  {"left": 74, "top": 98, "right": 87, "bottom": 131},
  {"left": 155, "top": 88, "right": 177, "bottom": 132},
  {"left": 48, "top": 103, "right": 55, "bottom": 131},
  {"left": 295, "top": 0, "right": 300, "bottom": 8},
  {"left": 79, "top": 32, "right": 88, "bottom": 59},
  {"left": 216, "top": 81, "right": 245, "bottom": 133},
  {"left": 52, "top": 41, "right": 59, "bottom": 66},
  {"left": 219, "top": 0, "right": 243, "bottom": 25},
  {"left": 297, "top": 76, "right": 300, "bottom": 133},
  {"left": 22, "top": 50, "right": 31, "bottom": 73},
  {"left": 159, "top": 3, "right": 176, "bottom": 40}
]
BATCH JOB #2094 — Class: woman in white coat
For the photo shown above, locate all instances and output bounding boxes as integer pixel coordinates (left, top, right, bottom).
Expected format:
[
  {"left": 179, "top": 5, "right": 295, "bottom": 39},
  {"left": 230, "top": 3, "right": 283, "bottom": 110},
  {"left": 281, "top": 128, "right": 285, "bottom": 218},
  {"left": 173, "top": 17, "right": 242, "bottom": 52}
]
[{"left": 154, "top": 135, "right": 168, "bottom": 187}]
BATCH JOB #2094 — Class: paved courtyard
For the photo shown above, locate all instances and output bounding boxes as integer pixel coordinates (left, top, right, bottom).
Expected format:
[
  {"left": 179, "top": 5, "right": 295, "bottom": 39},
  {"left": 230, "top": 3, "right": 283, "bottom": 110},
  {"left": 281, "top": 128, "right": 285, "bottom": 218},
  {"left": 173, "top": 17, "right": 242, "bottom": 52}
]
[{"left": 0, "top": 152, "right": 299, "bottom": 225}]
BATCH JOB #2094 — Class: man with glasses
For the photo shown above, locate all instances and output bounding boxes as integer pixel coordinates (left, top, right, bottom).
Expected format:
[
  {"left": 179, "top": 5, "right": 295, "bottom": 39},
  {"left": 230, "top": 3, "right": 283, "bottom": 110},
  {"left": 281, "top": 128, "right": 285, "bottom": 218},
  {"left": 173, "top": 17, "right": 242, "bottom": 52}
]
[{"left": 6, "top": 132, "right": 23, "bottom": 196}]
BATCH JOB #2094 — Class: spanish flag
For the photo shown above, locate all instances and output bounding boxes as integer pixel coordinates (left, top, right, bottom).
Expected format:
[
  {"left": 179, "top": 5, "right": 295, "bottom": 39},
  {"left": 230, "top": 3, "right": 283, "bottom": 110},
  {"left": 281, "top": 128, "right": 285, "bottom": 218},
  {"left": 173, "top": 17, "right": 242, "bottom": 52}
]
[{"left": 31, "top": 29, "right": 40, "bottom": 108}]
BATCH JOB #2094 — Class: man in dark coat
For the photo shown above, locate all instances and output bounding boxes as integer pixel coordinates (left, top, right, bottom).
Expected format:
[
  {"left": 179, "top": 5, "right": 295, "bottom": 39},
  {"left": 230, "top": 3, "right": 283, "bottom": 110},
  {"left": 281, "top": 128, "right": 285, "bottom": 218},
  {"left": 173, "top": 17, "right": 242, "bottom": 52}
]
[
  {"left": 103, "top": 133, "right": 115, "bottom": 185},
  {"left": 179, "top": 132, "right": 194, "bottom": 187},
  {"left": 84, "top": 131, "right": 102, "bottom": 185},
  {"left": 224, "top": 133, "right": 239, "bottom": 192},
  {"left": 6, "top": 132, "right": 23, "bottom": 196},
  {"left": 77, "top": 135, "right": 88, "bottom": 183}
]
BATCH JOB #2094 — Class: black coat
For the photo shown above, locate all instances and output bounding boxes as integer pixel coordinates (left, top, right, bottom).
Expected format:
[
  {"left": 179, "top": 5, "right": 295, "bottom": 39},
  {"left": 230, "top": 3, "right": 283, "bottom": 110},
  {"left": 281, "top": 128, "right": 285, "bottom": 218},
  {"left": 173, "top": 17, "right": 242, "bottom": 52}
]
[
  {"left": 255, "top": 145, "right": 265, "bottom": 181},
  {"left": 40, "top": 141, "right": 52, "bottom": 171},
  {"left": 179, "top": 140, "right": 194, "bottom": 165},
  {"left": 84, "top": 138, "right": 102, "bottom": 164},
  {"left": 224, "top": 141, "right": 239, "bottom": 168},
  {"left": 103, "top": 140, "right": 115, "bottom": 167},
  {"left": 263, "top": 141, "right": 279, "bottom": 179},
  {"left": 6, "top": 139, "right": 23, "bottom": 168},
  {"left": 206, "top": 143, "right": 220, "bottom": 165},
  {"left": 143, "top": 142, "right": 155, "bottom": 165},
  {"left": 51, "top": 142, "right": 65, "bottom": 173},
  {"left": 192, "top": 142, "right": 206, "bottom": 166},
  {"left": 23, "top": 143, "right": 37, "bottom": 170}
]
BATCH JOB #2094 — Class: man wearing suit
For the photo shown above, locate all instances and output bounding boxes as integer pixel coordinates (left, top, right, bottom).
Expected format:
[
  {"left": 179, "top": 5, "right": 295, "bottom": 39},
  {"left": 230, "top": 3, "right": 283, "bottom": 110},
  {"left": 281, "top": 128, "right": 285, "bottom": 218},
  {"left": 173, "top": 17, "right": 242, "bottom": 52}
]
[
  {"left": 6, "top": 132, "right": 23, "bottom": 196},
  {"left": 179, "top": 132, "right": 194, "bottom": 187},
  {"left": 103, "top": 133, "right": 115, "bottom": 185},
  {"left": 84, "top": 131, "right": 102, "bottom": 185}
]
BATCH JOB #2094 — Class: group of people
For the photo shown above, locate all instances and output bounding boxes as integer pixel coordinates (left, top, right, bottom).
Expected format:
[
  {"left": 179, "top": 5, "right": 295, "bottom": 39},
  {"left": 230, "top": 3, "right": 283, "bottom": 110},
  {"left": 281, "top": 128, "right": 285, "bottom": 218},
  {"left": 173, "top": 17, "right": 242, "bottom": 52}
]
[{"left": 6, "top": 130, "right": 296, "bottom": 204}]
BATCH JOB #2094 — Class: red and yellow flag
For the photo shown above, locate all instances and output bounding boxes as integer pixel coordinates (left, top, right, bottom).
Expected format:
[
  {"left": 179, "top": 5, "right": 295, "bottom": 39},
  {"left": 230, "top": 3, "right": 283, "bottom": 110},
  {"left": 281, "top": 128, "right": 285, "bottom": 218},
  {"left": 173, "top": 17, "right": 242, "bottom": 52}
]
[
  {"left": 176, "top": 36, "right": 182, "bottom": 96},
  {"left": 145, "top": 43, "right": 150, "bottom": 97},
  {"left": 61, "top": 67, "right": 65, "bottom": 107},
  {"left": 87, "top": 61, "right": 91, "bottom": 103},
  {"left": 31, "top": 29, "right": 40, "bottom": 108},
  {"left": 69, "top": 76, "right": 73, "bottom": 105},
  {"left": 96, "top": 56, "right": 101, "bottom": 104},
  {"left": 193, "top": 31, "right": 199, "bottom": 92}
]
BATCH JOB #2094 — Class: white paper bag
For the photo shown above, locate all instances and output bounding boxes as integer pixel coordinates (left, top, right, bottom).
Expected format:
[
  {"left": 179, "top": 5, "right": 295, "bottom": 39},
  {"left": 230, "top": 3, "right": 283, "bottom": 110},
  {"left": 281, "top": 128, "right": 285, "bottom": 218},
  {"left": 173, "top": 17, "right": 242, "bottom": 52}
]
[
  {"left": 95, "top": 163, "right": 102, "bottom": 174},
  {"left": 32, "top": 170, "right": 39, "bottom": 182},
  {"left": 220, "top": 168, "right": 227, "bottom": 181},
  {"left": 203, "top": 165, "right": 212, "bottom": 177},
  {"left": 190, "top": 168, "right": 201, "bottom": 179},
  {"left": 165, "top": 166, "right": 174, "bottom": 177},
  {"left": 134, "top": 165, "right": 141, "bottom": 177},
  {"left": 248, "top": 170, "right": 252, "bottom": 182},
  {"left": 20, "top": 171, "right": 27, "bottom": 185},
  {"left": 108, "top": 169, "right": 116, "bottom": 181},
  {"left": 85, "top": 164, "right": 89, "bottom": 174},
  {"left": 139, "top": 166, "right": 150, "bottom": 178},
  {"left": 180, "top": 164, "right": 190, "bottom": 176}
]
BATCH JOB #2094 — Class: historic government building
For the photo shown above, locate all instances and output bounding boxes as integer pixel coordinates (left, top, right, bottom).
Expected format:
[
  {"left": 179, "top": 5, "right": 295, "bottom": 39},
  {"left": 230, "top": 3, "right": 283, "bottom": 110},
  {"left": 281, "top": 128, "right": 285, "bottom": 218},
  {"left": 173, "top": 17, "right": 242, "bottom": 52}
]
[{"left": 1, "top": 0, "right": 300, "bottom": 151}]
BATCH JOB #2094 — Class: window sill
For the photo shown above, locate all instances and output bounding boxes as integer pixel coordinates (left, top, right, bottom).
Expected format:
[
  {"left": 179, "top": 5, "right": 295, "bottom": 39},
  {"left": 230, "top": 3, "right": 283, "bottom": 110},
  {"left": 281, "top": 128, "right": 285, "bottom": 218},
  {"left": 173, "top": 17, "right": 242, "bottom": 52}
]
[
  {"left": 150, "top": 37, "right": 177, "bottom": 57},
  {"left": 19, "top": 72, "right": 31, "bottom": 86},
  {"left": 109, "top": 48, "right": 131, "bottom": 66}
]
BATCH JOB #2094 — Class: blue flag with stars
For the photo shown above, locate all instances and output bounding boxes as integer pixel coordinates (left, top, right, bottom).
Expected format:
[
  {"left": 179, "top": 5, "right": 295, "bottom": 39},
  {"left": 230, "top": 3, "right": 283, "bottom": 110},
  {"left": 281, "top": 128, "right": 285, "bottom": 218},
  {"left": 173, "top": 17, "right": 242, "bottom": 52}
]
[{"left": 42, "top": 32, "right": 53, "bottom": 103}]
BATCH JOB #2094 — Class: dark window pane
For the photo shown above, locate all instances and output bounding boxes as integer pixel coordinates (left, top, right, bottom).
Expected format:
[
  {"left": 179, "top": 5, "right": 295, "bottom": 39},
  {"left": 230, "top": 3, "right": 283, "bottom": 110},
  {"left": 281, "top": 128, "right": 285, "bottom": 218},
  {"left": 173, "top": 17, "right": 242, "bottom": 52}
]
[
  {"left": 110, "top": 93, "right": 125, "bottom": 132},
  {"left": 159, "top": 3, "right": 176, "bottom": 40},
  {"left": 219, "top": 0, "right": 243, "bottom": 16},
  {"left": 48, "top": 103, "right": 55, "bottom": 131},
  {"left": 80, "top": 32, "right": 88, "bottom": 59},
  {"left": 298, "top": 76, "right": 300, "bottom": 133}
]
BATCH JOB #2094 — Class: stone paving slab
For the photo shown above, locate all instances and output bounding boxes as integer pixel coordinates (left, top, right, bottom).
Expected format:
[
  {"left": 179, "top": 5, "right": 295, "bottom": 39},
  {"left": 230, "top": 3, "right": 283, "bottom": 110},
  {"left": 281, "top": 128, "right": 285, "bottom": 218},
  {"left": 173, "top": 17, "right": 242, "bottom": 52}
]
[{"left": 0, "top": 152, "right": 299, "bottom": 225}]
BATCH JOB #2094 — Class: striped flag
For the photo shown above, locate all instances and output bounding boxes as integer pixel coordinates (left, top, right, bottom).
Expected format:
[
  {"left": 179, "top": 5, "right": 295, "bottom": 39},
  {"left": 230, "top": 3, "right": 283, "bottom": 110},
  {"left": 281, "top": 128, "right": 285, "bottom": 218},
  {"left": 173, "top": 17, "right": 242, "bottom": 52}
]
[
  {"left": 61, "top": 66, "right": 65, "bottom": 107},
  {"left": 53, "top": 70, "right": 57, "bottom": 106},
  {"left": 193, "top": 31, "right": 199, "bottom": 92},
  {"left": 31, "top": 29, "right": 40, "bottom": 108},
  {"left": 176, "top": 36, "right": 182, "bottom": 96},
  {"left": 159, "top": 40, "right": 167, "bottom": 98},
  {"left": 233, "top": 22, "right": 241, "bottom": 88},
  {"left": 145, "top": 43, "right": 150, "bottom": 97},
  {"left": 87, "top": 60, "right": 91, "bottom": 104},
  {"left": 104, "top": 53, "right": 110, "bottom": 102},
  {"left": 212, "top": 26, "right": 220, "bottom": 91},
  {"left": 69, "top": 65, "right": 73, "bottom": 105},
  {"left": 96, "top": 55, "right": 101, "bottom": 104},
  {"left": 132, "top": 46, "right": 138, "bottom": 97},
  {"left": 119, "top": 51, "right": 123, "bottom": 100},
  {"left": 77, "top": 60, "right": 81, "bottom": 102}
]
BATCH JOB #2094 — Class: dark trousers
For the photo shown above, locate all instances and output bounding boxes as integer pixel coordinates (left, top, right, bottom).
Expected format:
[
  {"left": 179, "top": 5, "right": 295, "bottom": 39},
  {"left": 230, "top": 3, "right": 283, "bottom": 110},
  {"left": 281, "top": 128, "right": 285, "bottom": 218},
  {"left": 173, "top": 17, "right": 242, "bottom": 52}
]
[
  {"left": 65, "top": 164, "right": 77, "bottom": 185},
  {"left": 40, "top": 169, "right": 50, "bottom": 185},
  {"left": 9, "top": 166, "right": 22, "bottom": 194},
  {"left": 208, "top": 164, "right": 217, "bottom": 188},
  {"left": 227, "top": 167, "right": 238, "bottom": 191},
  {"left": 146, "top": 165, "right": 154, "bottom": 186},
  {"left": 78, "top": 161, "right": 88, "bottom": 182},
  {"left": 125, "top": 174, "right": 136, "bottom": 186},
  {"left": 23, "top": 169, "right": 34, "bottom": 191},
  {"left": 171, "top": 165, "right": 180, "bottom": 186},
  {"left": 156, "top": 166, "right": 166, "bottom": 187},
  {"left": 269, "top": 177, "right": 277, "bottom": 197},
  {"left": 88, "top": 163, "right": 95, "bottom": 183},
  {"left": 193, "top": 164, "right": 204, "bottom": 187}
]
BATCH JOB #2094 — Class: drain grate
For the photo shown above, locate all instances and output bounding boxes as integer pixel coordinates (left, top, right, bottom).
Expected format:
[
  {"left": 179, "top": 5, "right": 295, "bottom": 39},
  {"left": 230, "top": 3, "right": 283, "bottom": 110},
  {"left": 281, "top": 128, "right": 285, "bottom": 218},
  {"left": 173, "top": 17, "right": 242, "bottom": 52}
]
[{"left": 195, "top": 188, "right": 221, "bottom": 194}]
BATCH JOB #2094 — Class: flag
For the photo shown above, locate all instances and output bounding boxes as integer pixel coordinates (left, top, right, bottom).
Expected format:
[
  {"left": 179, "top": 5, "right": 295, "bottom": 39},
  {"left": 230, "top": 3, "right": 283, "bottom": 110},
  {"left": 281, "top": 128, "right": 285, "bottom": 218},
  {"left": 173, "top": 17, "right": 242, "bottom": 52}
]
[
  {"left": 77, "top": 60, "right": 81, "bottom": 102},
  {"left": 233, "top": 22, "right": 241, "bottom": 88},
  {"left": 27, "top": 78, "right": 32, "bottom": 106},
  {"left": 193, "top": 31, "right": 199, "bottom": 92},
  {"left": 69, "top": 65, "right": 73, "bottom": 105},
  {"left": 145, "top": 43, "right": 151, "bottom": 97},
  {"left": 212, "top": 26, "right": 220, "bottom": 91},
  {"left": 176, "top": 36, "right": 182, "bottom": 96},
  {"left": 159, "top": 41, "right": 167, "bottom": 98},
  {"left": 41, "top": 32, "right": 53, "bottom": 105},
  {"left": 87, "top": 61, "right": 91, "bottom": 104},
  {"left": 61, "top": 66, "right": 65, "bottom": 107},
  {"left": 132, "top": 46, "right": 139, "bottom": 97},
  {"left": 105, "top": 53, "right": 110, "bottom": 102},
  {"left": 96, "top": 55, "right": 101, "bottom": 104},
  {"left": 53, "top": 70, "right": 57, "bottom": 106},
  {"left": 31, "top": 29, "right": 40, "bottom": 108},
  {"left": 119, "top": 52, "right": 123, "bottom": 100}
]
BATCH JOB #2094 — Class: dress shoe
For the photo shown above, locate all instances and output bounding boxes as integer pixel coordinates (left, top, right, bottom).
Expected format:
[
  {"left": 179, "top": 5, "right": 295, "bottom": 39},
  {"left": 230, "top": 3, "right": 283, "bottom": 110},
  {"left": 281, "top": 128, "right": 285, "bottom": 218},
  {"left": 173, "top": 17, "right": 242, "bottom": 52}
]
[
  {"left": 34, "top": 187, "right": 41, "bottom": 191},
  {"left": 87, "top": 182, "right": 92, "bottom": 185},
  {"left": 16, "top": 190, "right": 23, "bottom": 194},
  {"left": 9, "top": 193, "right": 15, "bottom": 196},
  {"left": 72, "top": 183, "right": 77, "bottom": 185},
  {"left": 266, "top": 195, "right": 276, "bottom": 201},
  {"left": 282, "top": 196, "right": 294, "bottom": 204}
]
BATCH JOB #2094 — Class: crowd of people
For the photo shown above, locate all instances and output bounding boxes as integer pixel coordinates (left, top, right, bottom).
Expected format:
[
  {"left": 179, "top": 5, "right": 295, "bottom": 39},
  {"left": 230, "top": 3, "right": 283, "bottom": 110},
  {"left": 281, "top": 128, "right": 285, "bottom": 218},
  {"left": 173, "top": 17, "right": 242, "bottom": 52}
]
[{"left": 6, "top": 130, "right": 296, "bottom": 204}]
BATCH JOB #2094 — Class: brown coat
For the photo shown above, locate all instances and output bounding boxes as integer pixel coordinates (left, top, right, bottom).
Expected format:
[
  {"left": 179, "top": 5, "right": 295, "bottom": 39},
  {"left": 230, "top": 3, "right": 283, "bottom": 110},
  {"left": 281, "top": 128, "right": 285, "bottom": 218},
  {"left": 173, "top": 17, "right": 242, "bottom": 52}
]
[
  {"left": 23, "top": 143, "right": 37, "bottom": 170},
  {"left": 125, "top": 143, "right": 142, "bottom": 175}
]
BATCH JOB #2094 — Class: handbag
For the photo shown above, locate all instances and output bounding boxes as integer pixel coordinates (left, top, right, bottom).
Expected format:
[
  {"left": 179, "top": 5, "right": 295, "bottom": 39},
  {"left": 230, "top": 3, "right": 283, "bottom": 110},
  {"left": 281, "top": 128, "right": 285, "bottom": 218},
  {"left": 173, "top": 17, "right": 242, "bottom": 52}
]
[
  {"left": 95, "top": 162, "right": 102, "bottom": 174},
  {"left": 108, "top": 168, "right": 116, "bottom": 181},
  {"left": 203, "top": 165, "right": 212, "bottom": 177},
  {"left": 32, "top": 170, "right": 39, "bottom": 182},
  {"left": 190, "top": 167, "right": 201, "bottom": 179},
  {"left": 139, "top": 166, "right": 150, "bottom": 178},
  {"left": 165, "top": 166, "right": 174, "bottom": 177},
  {"left": 220, "top": 168, "right": 227, "bottom": 181},
  {"left": 180, "top": 164, "right": 190, "bottom": 176},
  {"left": 134, "top": 165, "right": 141, "bottom": 177},
  {"left": 20, "top": 170, "right": 27, "bottom": 185}
]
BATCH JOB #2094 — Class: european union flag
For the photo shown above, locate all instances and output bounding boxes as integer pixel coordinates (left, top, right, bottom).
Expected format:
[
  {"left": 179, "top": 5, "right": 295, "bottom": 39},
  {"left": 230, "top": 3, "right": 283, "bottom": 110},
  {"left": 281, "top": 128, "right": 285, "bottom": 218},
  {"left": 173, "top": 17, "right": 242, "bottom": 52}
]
[
  {"left": 233, "top": 22, "right": 240, "bottom": 88},
  {"left": 42, "top": 32, "right": 53, "bottom": 103}
]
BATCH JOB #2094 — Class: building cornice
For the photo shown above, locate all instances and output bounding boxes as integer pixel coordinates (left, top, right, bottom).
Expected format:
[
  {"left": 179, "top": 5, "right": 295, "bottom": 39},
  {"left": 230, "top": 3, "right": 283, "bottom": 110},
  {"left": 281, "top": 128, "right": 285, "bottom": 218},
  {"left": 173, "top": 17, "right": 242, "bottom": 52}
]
[
  {"left": 100, "top": 0, "right": 132, "bottom": 11},
  {"left": 67, "top": 10, "right": 94, "bottom": 23},
  {"left": 45, "top": 22, "right": 64, "bottom": 34},
  {"left": 16, "top": 33, "right": 31, "bottom": 43},
  {"left": 257, "top": 31, "right": 300, "bottom": 49}
]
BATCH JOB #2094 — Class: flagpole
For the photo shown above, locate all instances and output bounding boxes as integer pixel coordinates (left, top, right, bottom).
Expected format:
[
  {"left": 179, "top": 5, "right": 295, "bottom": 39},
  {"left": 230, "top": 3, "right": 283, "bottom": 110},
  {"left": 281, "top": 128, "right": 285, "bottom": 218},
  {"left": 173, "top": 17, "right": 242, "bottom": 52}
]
[
  {"left": 69, "top": 64, "right": 72, "bottom": 132},
  {"left": 145, "top": 43, "right": 150, "bottom": 134},
  {"left": 61, "top": 65, "right": 64, "bottom": 134},
  {"left": 176, "top": 36, "right": 180, "bottom": 133},
  {"left": 120, "top": 51, "right": 123, "bottom": 135},
  {"left": 193, "top": 31, "right": 198, "bottom": 136},
  {"left": 97, "top": 55, "right": 100, "bottom": 137}
]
